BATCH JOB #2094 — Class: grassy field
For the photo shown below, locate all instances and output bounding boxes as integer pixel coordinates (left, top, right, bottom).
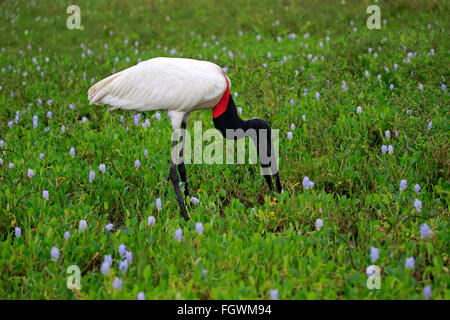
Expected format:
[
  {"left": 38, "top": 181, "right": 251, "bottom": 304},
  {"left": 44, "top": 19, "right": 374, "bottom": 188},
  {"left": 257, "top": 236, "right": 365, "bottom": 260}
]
[{"left": 0, "top": 0, "right": 449, "bottom": 299}]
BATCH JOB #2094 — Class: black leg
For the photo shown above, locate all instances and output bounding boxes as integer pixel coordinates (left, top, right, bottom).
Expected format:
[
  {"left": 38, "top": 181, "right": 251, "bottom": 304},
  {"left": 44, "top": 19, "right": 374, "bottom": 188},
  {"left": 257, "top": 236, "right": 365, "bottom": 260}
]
[
  {"left": 264, "top": 174, "right": 274, "bottom": 191},
  {"left": 177, "top": 121, "right": 189, "bottom": 198},
  {"left": 274, "top": 172, "right": 282, "bottom": 193},
  {"left": 169, "top": 140, "right": 190, "bottom": 221}
]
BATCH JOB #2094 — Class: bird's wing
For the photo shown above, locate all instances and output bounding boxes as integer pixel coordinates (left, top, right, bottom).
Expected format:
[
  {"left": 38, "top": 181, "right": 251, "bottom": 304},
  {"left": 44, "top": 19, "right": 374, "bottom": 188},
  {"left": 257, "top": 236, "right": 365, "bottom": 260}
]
[{"left": 87, "top": 57, "right": 228, "bottom": 113}]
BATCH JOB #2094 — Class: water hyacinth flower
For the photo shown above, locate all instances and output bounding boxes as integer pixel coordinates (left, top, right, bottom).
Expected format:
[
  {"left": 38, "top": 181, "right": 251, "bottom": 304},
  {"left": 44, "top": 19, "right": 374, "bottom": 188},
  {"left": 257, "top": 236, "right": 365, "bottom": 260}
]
[
  {"left": 442, "top": 84, "right": 446, "bottom": 91},
  {"left": 404, "top": 256, "right": 415, "bottom": 269},
  {"left": 190, "top": 196, "right": 200, "bottom": 205},
  {"left": 154, "top": 112, "right": 161, "bottom": 120},
  {"left": 125, "top": 251, "right": 133, "bottom": 264},
  {"left": 420, "top": 223, "right": 433, "bottom": 239},
  {"left": 342, "top": 80, "right": 348, "bottom": 92},
  {"left": 79, "top": 220, "right": 87, "bottom": 231},
  {"left": 175, "top": 228, "right": 183, "bottom": 242},
  {"left": 302, "top": 177, "right": 314, "bottom": 190},
  {"left": 289, "top": 99, "right": 294, "bottom": 105},
  {"left": 101, "top": 260, "right": 110, "bottom": 275},
  {"left": 414, "top": 184, "right": 421, "bottom": 194},
  {"left": 137, "top": 292, "right": 146, "bottom": 300},
  {"left": 33, "top": 115, "right": 38, "bottom": 128},
  {"left": 356, "top": 106, "right": 362, "bottom": 114},
  {"left": 370, "top": 247, "right": 379, "bottom": 263},
  {"left": 42, "top": 190, "right": 49, "bottom": 201},
  {"left": 0, "top": 158, "right": 3, "bottom": 166},
  {"left": 69, "top": 147, "right": 75, "bottom": 158},
  {"left": 388, "top": 145, "right": 394, "bottom": 155},
  {"left": 385, "top": 130, "right": 390, "bottom": 139},
  {"left": 366, "top": 266, "right": 377, "bottom": 276},
  {"left": 156, "top": 198, "right": 162, "bottom": 211},
  {"left": 47, "top": 111, "right": 52, "bottom": 118},
  {"left": 389, "top": 84, "right": 394, "bottom": 90},
  {"left": 39, "top": 153, "right": 45, "bottom": 160},
  {"left": 119, "top": 260, "right": 128, "bottom": 272},
  {"left": 51, "top": 246, "right": 60, "bottom": 261},
  {"left": 105, "top": 223, "right": 113, "bottom": 231},
  {"left": 27, "top": 169, "right": 34, "bottom": 179},
  {"left": 365, "top": 70, "right": 370, "bottom": 78},
  {"left": 302, "top": 115, "right": 306, "bottom": 121},
  {"left": 81, "top": 117, "right": 88, "bottom": 124},
  {"left": 99, "top": 164, "right": 106, "bottom": 173},
  {"left": 428, "top": 121, "right": 432, "bottom": 131},
  {"left": 64, "top": 231, "right": 70, "bottom": 240},
  {"left": 414, "top": 198, "right": 422, "bottom": 212},
  {"left": 399, "top": 179, "right": 407, "bottom": 191},
  {"left": 195, "top": 222, "right": 204, "bottom": 235},
  {"left": 287, "top": 132, "right": 293, "bottom": 140},
  {"left": 135, "top": 159, "right": 140, "bottom": 170},
  {"left": 118, "top": 244, "right": 126, "bottom": 257},
  {"left": 142, "top": 119, "right": 150, "bottom": 128},
  {"left": 315, "top": 218, "right": 323, "bottom": 231},
  {"left": 61, "top": 125, "right": 66, "bottom": 133},
  {"left": 315, "top": 92, "right": 320, "bottom": 100},
  {"left": 89, "top": 170, "right": 95, "bottom": 183},
  {"left": 381, "top": 145, "right": 387, "bottom": 154},
  {"left": 290, "top": 123, "right": 295, "bottom": 131},
  {"left": 15, "top": 227, "right": 21, "bottom": 238},
  {"left": 0, "top": 140, "right": 4, "bottom": 148},
  {"left": 270, "top": 289, "right": 279, "bottom": 300},
  {"left": 423, "top": 286, "right": 432, "bottom": 300},
  {"left": 148, "top": 216, "right": 156, "bottom": 227},
  {"left": 113, "top": 277, "right": 122, "bottom": 290}
]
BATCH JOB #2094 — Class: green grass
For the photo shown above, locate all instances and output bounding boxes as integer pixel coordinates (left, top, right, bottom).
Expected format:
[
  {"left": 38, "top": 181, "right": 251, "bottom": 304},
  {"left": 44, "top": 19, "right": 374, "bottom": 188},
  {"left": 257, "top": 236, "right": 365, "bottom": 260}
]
[{"left": 0, "top": 0, "right": 449, "bottom": 299}]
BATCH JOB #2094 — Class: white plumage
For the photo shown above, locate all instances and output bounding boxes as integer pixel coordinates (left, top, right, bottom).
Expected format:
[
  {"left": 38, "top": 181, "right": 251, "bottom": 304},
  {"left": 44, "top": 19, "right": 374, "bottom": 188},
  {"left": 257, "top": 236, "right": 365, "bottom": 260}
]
[{"left": 88, "top": 57, "right": 231, "bottom": 129}]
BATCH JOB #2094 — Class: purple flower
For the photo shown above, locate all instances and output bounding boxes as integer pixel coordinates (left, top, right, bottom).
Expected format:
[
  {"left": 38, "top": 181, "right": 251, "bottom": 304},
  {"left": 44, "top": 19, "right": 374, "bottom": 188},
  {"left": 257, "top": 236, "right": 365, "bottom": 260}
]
[
  {"left": 270, "top": 289, "right": 279, "bottom": 300},
  {"left": 79, "top": 220, "right": 87, "bottom": 231},
  {"left": 105, "top": 223, "right": 113, "bottom": 231},
  {"left": 156, "top": 198, "right": 162, "bottom": 211},
  {"left": 47, "top": 111, "right": 52, "bottom": 118},
  {"left": 9, "top": 163, "right": 14, "bottom": 169},
  {"left": 69, "top": 147, "right": 75, "bottom": 158},
  {"left": 290, "top": 123, "right": 295, "bottom": 131},
  {"left": 428, "top": 121, "right": 432, "bottom": 131},
  {"left": 175, "top": 228, "right": 183, "bottom": 242},
  {"left": 42, "top": 190, "right": 49, "bottom": 201},
  {"left": 118, "top": 244, "right": 126, "bottom": 257},
  {"left": 101, "top": 261, "right": 110, "bottom": 275},
  {"left": 315, "top": 92, "right": 320, "bottom": 100},
  {"left": 89, "top": 170, "right": 95, "bottom": 183},
  {"left": 399, "top": 179, "right": 407, "bottom": 191},
  {"left": 148, "top": 216, "right": 155, "bottom": 227},
  {"left": 370, "top": 247, "right": 379, "bottom": 263},
  {"left": 357, "top": 106, "right": 362, "bottom": 114},
  {"left": 0, "top": 140, "right": 4, "bottom": 148},
  {"left": 423, "top": 286, "right": 432, "bottom": 300},
  {"left": 289, "top": 99, "right": 295, "bottom": 106},
  {"left": 144, "top": 149, "right": 148, "bottom": 158},
  {"left": 27, "top": 169, "right": 34, "bottom": 179},
  {"left": 33, "top": 115, "right": 38, "bottom": 129},
  {"left": 119, "top": 260, "right": 128, "bottom": 272},
  {"left": 39, "top": 153, "right": 45, "bottom": 160},
  {"left": 414, "top": 198, "right": 422, "bottom": 212},
  {"left": 385, "top": 130, "right": 390, "bottom": 139},
  {"left": 15, "top": 227, "right": 21, "bottom": 238},
  {"left": 104, "top": 255, "right": 113, "bottom": 266},
  {"left": 315, "top": 218, "right": 323, "bottom": 231},
  {"left": 388, "top": 145, "right": 394, "bottom": 155},
  {"left": 154, "top": 112, "right": 161, "bottom": 120},
  {"left": 61, "top": 125, "right": 66, "bottom": 133},
  {"left": 404, "top": 256, "right": 415, "bottom": 269},
  {"left": 190, "top": 196, "right": 200, "bottom": 205},
  {"left": 135, "top": 159, "right": 140, "bottom": 169},
  {"left": 137, "top": 292, "right": 146, "bottom": 300},
  {"left": 302, "top": 177, "right": 314, "bottom": 190},
  {"left": 113, "top": 277, "right": 122, "bottom": 290},
  {"left": 381, "top": 145, "right": 387, "bottom": 154},
  {"left": 195, "top": 222, "right": 204, "bottom": 235},
  {"left": 82, "top": 117, "right": 87, "bottom": 124},
  {"left": 287, "top": 132, "right": 293, "bottom": 140},
  {"left": 51, "top": 246, "right": 60, "bottom": 261},
  {"left": 420, "top": 223, "right": 433, "bottom": 239},
  {"left": 64, "top": 231, "right": 70, "bottom": 240},
  {"left": 125, "top": 251, "right": 133, "bottom": 264},
  {"left": 414, "top": 184, "right": 421, "bottom": 194},
  {"left": 99, "top": 164, "right": 106, "bottom": 173}
]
